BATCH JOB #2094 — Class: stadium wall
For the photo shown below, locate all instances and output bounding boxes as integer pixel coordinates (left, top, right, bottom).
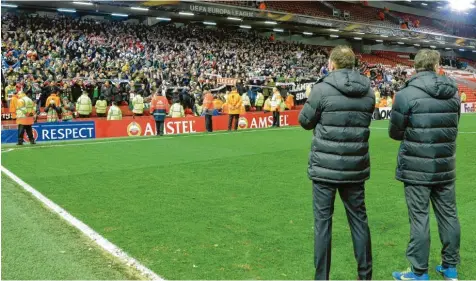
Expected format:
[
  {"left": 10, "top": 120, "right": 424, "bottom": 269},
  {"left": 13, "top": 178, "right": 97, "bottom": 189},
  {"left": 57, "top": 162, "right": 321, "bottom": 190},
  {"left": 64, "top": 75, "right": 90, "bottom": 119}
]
[
  {"left": 1, "top": 111, "right": 299, "bottom": 144},
  {"left": 3, "top": 105, "right": 474, "bottom": 144}
]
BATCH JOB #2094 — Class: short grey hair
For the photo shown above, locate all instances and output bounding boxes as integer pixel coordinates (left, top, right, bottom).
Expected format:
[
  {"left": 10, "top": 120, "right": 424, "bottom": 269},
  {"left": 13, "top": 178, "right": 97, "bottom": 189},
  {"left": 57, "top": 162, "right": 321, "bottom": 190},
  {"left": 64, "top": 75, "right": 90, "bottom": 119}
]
[
  {"left": 329, "top": 45, "right": 356, "bottom": 70},
  {"left": 414, "top": 49, "right": 440, "bottom": 73}
]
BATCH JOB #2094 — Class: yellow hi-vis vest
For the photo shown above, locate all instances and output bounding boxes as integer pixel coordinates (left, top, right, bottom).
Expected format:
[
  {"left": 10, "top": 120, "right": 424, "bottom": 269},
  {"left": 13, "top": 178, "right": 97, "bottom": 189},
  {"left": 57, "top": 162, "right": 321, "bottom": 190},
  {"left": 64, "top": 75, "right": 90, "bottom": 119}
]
[
  {"left": 107, "top": 105, "right": 122, "bottom": 120},
  {"left": 132, "top": 95, "right": 144, "bottom": 114},
  {"left": 77, "top": 94, "right": 92, "bottom": 115},
  {"left": 255, "top": 94, "right": 264, "bottom": 107},
  {"left": 95, "top": 100, "right": 107, "bottom": 114},
  {"left": 169, "top": 103, "right": 184, "bottom": 118},
  {"left": 16, "top": 96, "right": 34, "bottom": 119}
]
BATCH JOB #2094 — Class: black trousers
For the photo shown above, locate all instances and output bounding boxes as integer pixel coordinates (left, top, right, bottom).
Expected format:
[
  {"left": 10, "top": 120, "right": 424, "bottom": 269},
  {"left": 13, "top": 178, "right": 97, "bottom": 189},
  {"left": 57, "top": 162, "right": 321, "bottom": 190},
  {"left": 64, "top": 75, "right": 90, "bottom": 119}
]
[
  {"left": 228, "top": 114, "right": 239, "bottom": 131},
  {"left": 313, "top": 181, "right": 372, "bottom": 280},
  {"left": 155, "top": 120, "right": 165, "bottom": 136},
  {"left": 205, "top": 115, "right": 213, "bottom": 132},
  {"left": 404, "top": 183, "right": 460, "bottom": 275},
  {"left": 18, "top": 124, "right": 34, "bottom": 144},
  {"left": 272, "top": 111, "right": 280, "bottom": 127}
]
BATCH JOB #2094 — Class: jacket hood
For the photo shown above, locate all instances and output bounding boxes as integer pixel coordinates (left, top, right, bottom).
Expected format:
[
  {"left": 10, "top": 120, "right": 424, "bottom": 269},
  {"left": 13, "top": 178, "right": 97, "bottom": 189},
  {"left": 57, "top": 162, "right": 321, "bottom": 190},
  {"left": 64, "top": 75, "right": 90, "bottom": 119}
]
[
  {"left": 407, "top": 71, "right": 457, "bottom": 100},
  {"left": 323, "top": 69, "right": 370, "bottom": 97}
]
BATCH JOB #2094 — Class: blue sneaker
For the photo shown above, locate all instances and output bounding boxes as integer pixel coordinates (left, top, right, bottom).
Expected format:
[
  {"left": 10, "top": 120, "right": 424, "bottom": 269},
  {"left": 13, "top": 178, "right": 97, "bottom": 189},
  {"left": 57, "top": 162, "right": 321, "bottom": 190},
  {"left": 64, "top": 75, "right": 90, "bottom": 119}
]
[
  {"left": 392, "top": 268, "right": 429, "bottom": 280},
  {"left": 436, "top": 265, "right": 458, "bottom": 280}
]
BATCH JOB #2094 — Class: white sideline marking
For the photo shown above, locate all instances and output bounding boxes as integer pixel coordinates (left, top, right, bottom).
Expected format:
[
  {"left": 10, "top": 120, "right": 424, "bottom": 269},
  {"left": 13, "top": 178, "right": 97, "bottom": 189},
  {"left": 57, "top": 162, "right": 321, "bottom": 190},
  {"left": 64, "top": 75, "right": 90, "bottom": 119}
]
[{"left": 1, "top": 166, "right": 164, "bottom": 281}]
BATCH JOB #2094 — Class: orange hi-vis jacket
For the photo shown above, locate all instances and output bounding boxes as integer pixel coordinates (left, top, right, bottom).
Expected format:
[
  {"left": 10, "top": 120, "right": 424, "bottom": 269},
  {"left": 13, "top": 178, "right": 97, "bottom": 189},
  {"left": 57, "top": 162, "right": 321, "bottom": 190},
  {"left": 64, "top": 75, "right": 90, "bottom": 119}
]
[
  {"left": 222, "top": 103, "right": 229, "bottom": 114},
  {"left": 213, "top": 99, "right": 223, "bottom": 110},
  {"left": 9, "top": 93, "right": 18, "bottom": 119},
  {"left": 227, "top": 91, "right": 242, "bottom": 115},
  {"left": 285, "top": 95, "right": 294, "bottom": 110},
  {"left": 46, "top": 93, "right": 61, "bottom": 107},
  {"left": 150, "top": 96, "right": 170, "bottom": 113},
  {"left": 203, "top": 93, "right": 214, "bottom": 110}
]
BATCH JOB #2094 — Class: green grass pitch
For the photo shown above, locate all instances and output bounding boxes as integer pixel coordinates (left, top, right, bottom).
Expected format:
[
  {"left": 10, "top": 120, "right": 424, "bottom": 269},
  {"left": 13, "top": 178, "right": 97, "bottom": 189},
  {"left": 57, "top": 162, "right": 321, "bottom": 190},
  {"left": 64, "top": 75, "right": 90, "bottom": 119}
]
[{"left": 2, "top": 116, "right": 476, "bottom": 280}]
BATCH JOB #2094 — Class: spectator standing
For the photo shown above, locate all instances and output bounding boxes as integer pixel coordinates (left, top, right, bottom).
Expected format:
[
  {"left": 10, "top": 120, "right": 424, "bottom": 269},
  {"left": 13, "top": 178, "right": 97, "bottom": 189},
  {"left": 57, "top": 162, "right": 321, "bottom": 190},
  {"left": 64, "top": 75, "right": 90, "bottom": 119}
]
[
  {"left": 203, "top": 91, "right": 214, "bottom": 132},
  {"left": 5, "top": 81, "right": 17, "bottom": 108},
  {"left": 76, "top": 91, "right": 92, "bottom": 118},
  {"left": 107, "top": 101, "right": 122, "bottom": 120},
  {"left": 101, "top": 81, "right": 113, "bottom": 105},
  {"left": 61, "top": 97, "right": 75, "bottom": 122},
  {"left": 150, "top": 93, "right": 170, "bottom": 136},
  {"left": 71, "top": 79, "right": 83, "bottom": 102},
  {"left": 298, "top": 46, "right": 374, "bottom": 280},
  {"left": 390, "top": 49, "right": 461, "bottom": 281},
  {"left": 227, "top": 88, "right": 242, "bottom": 131},
  {"left": 460, "top": 91, "right": 466, "bottom": 103},
  {"left": 45, "top": 92, "right": 61, "bottom": 122},
  {"left": 270, "top": 87, "right": 283, "bottom": 127}
]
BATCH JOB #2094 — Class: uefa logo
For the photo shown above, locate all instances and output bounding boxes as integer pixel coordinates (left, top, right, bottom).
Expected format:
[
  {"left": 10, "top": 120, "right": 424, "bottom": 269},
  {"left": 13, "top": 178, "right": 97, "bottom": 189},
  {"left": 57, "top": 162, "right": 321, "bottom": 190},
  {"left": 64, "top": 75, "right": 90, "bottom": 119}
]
[
  {"left": 127, "top": 122, "right": 142, "bottom": 136},
  {"left": 237, "top": 117, "right": 248, "bottom": 130},
  {"left": 24, "top": 128, "right": 38, "bottom": 142}
]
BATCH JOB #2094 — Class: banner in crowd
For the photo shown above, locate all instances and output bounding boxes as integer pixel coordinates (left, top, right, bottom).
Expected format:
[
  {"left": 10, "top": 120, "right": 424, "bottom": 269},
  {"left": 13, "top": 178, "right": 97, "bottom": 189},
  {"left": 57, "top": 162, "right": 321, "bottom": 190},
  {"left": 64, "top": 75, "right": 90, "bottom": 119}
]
[
  {"left": 461, "top": 102, "right": 475, "bottom": 114},
  {"left": 1, "top": 111, "right": 299, "bottom": 143},
  {"left": 1, "top": 121, "right": 96, "bottom": 143},
  {"left": 217, "top": 77, "right": 237, "bottom": 86},
  {"left": 288, "top": 79, "right": 317, "bottom": 104}
]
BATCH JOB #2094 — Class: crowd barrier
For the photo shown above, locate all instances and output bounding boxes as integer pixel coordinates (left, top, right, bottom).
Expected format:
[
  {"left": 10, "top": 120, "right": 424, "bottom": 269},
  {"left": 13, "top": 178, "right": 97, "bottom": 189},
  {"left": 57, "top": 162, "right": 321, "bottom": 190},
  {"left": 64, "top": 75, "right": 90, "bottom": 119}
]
[
  {"left": 461, "top": 102, "right": 475, "bottom": 113},
  {"left": 1, "top": 111, "right": 299, "bottom": 144},
  {"left": 2, "top": 103, "right": 474, "bottom": 144}
]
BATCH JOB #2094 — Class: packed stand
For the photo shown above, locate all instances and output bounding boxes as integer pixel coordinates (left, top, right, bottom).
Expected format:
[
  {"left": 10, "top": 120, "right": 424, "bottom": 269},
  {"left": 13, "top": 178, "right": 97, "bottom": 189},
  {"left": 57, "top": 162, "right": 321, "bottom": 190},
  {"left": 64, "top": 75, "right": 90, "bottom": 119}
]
[{"left": 1, "top": 13, "right": 332, "bottom": 122}]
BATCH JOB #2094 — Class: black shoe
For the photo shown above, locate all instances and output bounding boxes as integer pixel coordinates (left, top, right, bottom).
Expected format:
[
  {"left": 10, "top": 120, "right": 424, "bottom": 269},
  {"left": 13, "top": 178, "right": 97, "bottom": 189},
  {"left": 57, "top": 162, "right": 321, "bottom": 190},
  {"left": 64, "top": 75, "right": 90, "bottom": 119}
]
[
  {"left": 160, "top": 133, "right": 164, "bottom": 136},
  {"left": 16, "top": 142, "right": 23, "bottom": 146},
  {"left": 30, "top": 140, "right": 36, "bottom": 145}
]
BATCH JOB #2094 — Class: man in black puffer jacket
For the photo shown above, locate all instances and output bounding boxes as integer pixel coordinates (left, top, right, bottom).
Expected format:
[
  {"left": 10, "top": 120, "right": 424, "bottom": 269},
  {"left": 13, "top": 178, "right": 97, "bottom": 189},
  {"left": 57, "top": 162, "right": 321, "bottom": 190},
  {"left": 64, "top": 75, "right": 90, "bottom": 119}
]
[
  {"left": 389, "top": 49, "right": 461, "bottom": 281},
  {"left": 299, "top": 46, "right": 374, "bottom": 280}
]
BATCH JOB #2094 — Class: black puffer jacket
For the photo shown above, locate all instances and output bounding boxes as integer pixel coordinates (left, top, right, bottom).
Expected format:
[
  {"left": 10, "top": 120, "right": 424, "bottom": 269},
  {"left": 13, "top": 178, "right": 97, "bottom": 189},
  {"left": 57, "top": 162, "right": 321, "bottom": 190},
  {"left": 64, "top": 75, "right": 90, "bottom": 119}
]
[
  {"left": 389, "top": 71, "right": 460, "bottom": 185},
  {"left": 299, "top": 69, "right": 375, "bottom": 184}
]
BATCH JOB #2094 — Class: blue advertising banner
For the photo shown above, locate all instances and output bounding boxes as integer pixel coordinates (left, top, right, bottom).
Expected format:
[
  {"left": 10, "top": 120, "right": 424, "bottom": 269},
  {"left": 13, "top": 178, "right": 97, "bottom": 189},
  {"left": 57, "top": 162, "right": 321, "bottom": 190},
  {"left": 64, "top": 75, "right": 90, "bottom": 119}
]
[{"left": 1, "top": 121, "right": 96, "bottom": 144}]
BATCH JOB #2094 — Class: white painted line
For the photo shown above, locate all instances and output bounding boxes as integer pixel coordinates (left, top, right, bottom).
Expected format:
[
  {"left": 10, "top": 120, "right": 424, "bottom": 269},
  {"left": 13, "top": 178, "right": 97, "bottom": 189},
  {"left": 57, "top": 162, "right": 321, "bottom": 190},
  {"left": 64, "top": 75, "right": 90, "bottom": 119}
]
[
  {"left": 1, "top": 148, "right": 14, "bottom": 153},
  {"left": 1, "top": 166, "right": 164, "bottom": 281}
]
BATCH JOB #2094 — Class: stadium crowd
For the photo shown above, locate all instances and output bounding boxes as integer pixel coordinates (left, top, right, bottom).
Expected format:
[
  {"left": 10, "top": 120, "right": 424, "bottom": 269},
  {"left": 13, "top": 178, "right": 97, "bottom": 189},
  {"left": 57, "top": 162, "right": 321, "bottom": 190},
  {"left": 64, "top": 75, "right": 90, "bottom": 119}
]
[{"left": 2, "top": 13, "right": 409, "bottom": 121}]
